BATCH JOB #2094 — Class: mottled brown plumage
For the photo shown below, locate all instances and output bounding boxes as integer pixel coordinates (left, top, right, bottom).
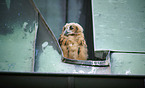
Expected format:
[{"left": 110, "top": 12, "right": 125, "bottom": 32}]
[{"left": 59, "top": 23, "right": 88, "bottom": 60}]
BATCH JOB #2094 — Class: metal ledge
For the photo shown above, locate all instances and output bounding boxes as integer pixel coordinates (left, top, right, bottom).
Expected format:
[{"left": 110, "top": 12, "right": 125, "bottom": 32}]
[{"left": 62, "top": 50, "right": 110, "bottom": 67}]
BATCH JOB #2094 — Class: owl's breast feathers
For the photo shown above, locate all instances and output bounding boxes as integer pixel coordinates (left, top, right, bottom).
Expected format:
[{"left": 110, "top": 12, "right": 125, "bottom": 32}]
[{"left": 59, "top": 33, "right": 88, "bottom": 60}]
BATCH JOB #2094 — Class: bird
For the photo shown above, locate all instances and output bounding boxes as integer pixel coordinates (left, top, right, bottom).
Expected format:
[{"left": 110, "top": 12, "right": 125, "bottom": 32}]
[{"left": 58, "top": 22, "right": 88, "bottom": 60}]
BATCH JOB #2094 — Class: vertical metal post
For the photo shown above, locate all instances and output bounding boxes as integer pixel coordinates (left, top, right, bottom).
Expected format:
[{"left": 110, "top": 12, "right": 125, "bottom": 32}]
[{"left": 82, "top": 0, "right": 95, "bottom": 60}]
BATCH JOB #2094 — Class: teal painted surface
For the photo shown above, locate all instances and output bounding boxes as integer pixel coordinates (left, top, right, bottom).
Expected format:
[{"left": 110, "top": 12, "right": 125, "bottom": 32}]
[
  {"left": 33, "top": 0, "right": 66, "bottom": 39},
  {"left": 0, "top": 0, "right": 37, "bottom": 72},
  {"left": 111, "top": 53, "right": 145, "bottom": 75},
  {"left": 93, "top": 0, "right": 145, "bottom": 75},
  {"left": 93, "top": 0, "right": 145, "bottom": 51}
]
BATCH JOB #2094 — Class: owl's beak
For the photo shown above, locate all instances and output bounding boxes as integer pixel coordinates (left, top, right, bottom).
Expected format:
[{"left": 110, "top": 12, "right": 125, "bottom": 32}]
[
  {"left": 63, "top": 26, "right": 73, "bottom": 35},
  {"left": 63, "top": 29, "right": 69, "bottom": 35}
]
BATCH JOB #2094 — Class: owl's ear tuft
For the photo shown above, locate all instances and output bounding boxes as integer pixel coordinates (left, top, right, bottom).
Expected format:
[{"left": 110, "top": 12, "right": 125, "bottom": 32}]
[
  {"left": 75, "top": 23, "right": 83, "bottom": 33},
  {"left": 76, "top": 26, "right": 78, "bottom": 30}
]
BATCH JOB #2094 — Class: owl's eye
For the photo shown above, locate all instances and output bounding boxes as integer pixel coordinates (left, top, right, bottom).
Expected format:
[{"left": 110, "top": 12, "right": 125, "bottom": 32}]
[
  {"left": 63, "top": 27, "right": 66, "bottom": 32},
  {"left": 70, "top": 26, "right": 74, "bottom": 30}
]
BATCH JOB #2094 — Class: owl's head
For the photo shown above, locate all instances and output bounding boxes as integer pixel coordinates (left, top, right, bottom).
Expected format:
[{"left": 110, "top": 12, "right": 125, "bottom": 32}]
[{"left": 62, "top": 22, "right": 84, "bottom": 35}]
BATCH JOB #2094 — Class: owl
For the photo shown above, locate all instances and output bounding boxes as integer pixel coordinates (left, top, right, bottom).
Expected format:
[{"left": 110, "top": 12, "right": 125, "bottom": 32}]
[{"left": 59, "top": 22, "right": 88, "bottom": 60}]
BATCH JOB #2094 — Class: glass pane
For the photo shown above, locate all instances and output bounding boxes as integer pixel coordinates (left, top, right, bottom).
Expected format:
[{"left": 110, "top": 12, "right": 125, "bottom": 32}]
[{"left": 0, "top": 0, "right": 38, "bottom": 72}]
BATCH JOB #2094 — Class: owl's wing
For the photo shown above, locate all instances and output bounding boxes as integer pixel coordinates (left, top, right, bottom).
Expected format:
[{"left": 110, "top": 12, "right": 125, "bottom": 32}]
[
  {"left": 58, "top": 34, "right": 69, "bottom": 58},
  {"left": 77, "top": 36, "right": 88, "bottom": 60},
  {"left": 58, "top": 34, "right": 66, "bottom": 45},
  {"left": 77, "top": 36, "right": 87, "bottom": 47}
]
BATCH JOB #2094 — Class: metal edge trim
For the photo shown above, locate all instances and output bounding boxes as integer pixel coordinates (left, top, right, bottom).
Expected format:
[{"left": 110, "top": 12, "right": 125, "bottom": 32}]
[{"left": 62, "top": 50, "right": 110, "bottom": 67}]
